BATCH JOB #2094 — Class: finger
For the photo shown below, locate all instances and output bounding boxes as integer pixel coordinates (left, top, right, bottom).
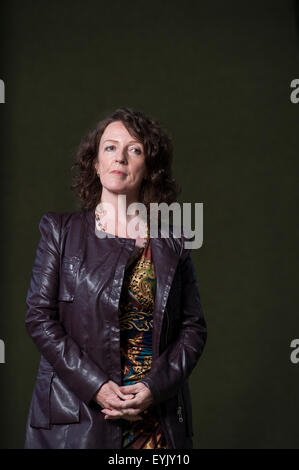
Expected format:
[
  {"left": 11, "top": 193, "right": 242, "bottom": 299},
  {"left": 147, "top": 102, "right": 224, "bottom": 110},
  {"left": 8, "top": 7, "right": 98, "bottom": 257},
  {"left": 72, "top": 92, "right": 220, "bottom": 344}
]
[
  {"left": 104, "top": 413, "right": 142, "bottom": 422},
  {"left": 119, "top": 385, "right": 138, "bottom": 394},
  {"left": 106, "top": 413, "right": 143, "bottom": 422},
  {"left": 101, "top": 408, "right": 123, "bottom": 418},
  {"left": 106, "top": 397, "right": 127, "bottom": 408},
  {"left": 106, "top": 399, "right": 128, "bottom": 411},
  {"left": 102, "top": 407, "right": 143, "bottom": 418},
  {"left": 117, "top": 397, "right": 141, "bottom": 409},
  {"left": 110, "top": 383, "right": 135, "bottom": 401},
  {"left": 115, "top": 389, "right": 135, "bottom": 401},
  {"left": 102, "top": 409, "right": 126, "bottom": 420}
]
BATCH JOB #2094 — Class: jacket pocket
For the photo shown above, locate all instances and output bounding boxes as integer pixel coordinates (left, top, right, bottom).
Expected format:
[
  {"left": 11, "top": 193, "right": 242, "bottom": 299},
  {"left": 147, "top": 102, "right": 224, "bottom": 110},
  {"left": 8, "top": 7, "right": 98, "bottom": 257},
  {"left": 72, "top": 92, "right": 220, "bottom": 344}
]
[
  {"left": 29, "top": 369, "right": 53, "bottom": 429},
  {"left": 30, "top": 361, "right": 80, "bottom": 428},
  {"left": 58, "top": 256, "right": 80, "bottom": 302},
  {"left": 49, "top": 373, "right": 80, "bottom": 424}
]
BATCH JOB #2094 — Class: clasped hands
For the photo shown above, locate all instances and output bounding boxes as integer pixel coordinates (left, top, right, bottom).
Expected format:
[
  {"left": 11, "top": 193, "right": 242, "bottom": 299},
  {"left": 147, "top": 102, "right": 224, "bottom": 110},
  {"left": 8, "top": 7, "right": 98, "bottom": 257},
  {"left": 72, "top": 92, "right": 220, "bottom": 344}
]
[{"left": 94, "top": 380, "right": 153, "bottom": 422}]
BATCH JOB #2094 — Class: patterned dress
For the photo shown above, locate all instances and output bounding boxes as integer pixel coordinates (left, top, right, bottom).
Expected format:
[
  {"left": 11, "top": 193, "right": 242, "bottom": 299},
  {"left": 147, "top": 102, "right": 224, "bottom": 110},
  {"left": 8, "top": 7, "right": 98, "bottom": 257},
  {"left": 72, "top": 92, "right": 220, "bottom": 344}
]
[{"left": 119, "top": 235, "right": 168, "bottom": 449}]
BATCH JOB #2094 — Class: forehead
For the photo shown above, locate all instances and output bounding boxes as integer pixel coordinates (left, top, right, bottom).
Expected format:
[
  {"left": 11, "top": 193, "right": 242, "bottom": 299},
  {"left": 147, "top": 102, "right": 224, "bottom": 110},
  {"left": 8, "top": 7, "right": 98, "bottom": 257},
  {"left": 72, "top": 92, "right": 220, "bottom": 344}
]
[{"left": 101, "top": 121, "right": 142, "bottom": 145}]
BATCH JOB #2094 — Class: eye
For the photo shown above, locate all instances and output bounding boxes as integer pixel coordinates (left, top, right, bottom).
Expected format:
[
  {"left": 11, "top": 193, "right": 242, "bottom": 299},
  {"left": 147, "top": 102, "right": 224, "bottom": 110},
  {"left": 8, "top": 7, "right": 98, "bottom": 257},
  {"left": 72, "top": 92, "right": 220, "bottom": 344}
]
[
  {"left": 105, "top": 145, "right": 115, "bottom": 151},
  {"left": 130, "top": 147, "right": 142, "bottom": 155}
]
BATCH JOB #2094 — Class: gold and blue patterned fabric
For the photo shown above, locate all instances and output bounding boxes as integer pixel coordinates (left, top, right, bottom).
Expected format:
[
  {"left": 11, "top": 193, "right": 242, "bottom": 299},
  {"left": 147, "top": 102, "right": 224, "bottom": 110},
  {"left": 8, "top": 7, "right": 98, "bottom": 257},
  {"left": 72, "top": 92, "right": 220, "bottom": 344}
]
[{"left": 119, "top": 237, "right": 168, "bottom": 449}]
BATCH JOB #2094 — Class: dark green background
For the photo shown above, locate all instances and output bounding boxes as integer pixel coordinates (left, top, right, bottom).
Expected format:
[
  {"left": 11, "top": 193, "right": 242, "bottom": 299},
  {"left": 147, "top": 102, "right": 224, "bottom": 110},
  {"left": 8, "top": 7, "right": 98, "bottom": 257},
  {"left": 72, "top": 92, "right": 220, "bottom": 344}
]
[{"left": 1, "top": 0, "right": 299, "bottom": 449}]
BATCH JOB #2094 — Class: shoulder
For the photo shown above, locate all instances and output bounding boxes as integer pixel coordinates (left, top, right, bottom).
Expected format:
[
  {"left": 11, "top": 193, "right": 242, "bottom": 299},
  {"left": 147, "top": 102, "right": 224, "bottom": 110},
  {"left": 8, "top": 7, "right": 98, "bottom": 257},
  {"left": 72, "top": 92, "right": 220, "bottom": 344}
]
[
  {"left": 159, "top": 222, "right": 193, "bottom": 261},
  {"left": 38, "top": 210, "right": 85, "bottom": 238},
  {"left": 39, "top": 209, "right": 84, "bottom": 226}
]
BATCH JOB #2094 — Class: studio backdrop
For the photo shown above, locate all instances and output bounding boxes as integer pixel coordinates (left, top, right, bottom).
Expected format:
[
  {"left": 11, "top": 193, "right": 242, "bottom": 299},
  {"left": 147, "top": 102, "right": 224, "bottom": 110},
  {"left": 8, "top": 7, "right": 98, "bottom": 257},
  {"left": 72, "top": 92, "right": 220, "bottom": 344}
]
[{"left": 0, "top": 0, "right": 299, "bottom": 449}]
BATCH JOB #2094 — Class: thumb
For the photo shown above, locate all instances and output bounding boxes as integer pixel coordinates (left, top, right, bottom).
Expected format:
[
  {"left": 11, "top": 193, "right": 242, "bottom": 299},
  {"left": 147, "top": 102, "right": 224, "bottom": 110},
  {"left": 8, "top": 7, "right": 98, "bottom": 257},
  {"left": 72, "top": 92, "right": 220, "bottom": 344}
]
[
  {"left": 111, "top": 383, "right": 135, "bottom": 400},
  {"left": 119, "top": 384, "right": 138, "bottom": 395},
  {"left": 116, "top": 389, "right": 135, "bottom": 400}
]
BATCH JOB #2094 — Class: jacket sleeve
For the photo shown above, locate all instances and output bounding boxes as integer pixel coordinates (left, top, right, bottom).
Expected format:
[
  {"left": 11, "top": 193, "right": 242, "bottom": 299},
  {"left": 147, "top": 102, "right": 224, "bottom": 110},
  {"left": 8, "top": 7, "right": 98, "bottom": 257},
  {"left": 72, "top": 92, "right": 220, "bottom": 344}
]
[
  {"left": 141, "top": 246, "right": 207, "bottom": 406},
  {"left": 25, "top": 212, "right": 109, "bottom": 405}
]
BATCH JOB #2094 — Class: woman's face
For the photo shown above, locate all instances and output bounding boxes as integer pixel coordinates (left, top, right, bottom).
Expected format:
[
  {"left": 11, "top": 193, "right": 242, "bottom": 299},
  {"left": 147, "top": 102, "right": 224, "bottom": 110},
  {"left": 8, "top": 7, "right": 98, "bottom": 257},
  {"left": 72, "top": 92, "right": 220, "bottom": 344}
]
[{"left": 95, "top": 121, "right": 147, "bottom": 199}]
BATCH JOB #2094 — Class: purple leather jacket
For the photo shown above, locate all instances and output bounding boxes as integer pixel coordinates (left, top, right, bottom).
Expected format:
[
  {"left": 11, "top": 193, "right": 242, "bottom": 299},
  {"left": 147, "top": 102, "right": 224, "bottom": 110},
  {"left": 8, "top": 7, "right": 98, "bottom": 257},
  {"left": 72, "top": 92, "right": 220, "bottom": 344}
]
[{"left": 24, "top": 209, "right": 207, "bottom": 449}]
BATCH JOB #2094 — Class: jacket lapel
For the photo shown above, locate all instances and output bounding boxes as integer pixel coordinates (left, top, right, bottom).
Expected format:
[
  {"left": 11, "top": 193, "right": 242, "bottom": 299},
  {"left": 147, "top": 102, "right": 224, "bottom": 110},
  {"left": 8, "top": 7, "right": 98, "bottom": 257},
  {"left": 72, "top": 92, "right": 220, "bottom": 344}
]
[{"left": 150, "top": 236, "right": 181, "bottom": 360}]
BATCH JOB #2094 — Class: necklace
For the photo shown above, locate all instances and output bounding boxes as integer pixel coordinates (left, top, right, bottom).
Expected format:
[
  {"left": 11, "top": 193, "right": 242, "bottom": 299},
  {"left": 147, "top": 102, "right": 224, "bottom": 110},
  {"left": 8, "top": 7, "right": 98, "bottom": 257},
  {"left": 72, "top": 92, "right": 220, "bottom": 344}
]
[
  {"left": 95, "top": 204, "right": 149, "bottom": 248},
  {"left": 95, "top": 204, "right": 108, "bottom": 233}
]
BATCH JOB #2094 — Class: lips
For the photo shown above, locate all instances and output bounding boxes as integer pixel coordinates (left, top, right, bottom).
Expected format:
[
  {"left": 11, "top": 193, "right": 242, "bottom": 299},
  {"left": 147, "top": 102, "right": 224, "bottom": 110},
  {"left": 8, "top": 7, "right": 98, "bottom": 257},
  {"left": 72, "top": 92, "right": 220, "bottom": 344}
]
[{"left": 111, "top": 170, "right": 126, "bottom": 175}]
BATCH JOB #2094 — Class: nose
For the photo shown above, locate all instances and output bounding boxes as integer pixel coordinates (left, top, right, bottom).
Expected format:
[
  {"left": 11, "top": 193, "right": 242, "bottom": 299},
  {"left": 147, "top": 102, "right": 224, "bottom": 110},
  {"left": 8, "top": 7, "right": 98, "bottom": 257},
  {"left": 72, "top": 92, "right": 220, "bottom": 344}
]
[{"left": 115, "top": 145, "right": 128, "bottom": 164}]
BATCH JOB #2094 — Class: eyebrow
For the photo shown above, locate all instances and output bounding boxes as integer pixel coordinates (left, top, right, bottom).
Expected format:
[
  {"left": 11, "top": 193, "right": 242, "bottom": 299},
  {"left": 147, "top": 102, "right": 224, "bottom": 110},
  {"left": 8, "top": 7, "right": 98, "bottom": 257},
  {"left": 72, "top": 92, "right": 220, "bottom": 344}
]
[{"left": 102, "top": 139, "right": 142, "bottom": 145}]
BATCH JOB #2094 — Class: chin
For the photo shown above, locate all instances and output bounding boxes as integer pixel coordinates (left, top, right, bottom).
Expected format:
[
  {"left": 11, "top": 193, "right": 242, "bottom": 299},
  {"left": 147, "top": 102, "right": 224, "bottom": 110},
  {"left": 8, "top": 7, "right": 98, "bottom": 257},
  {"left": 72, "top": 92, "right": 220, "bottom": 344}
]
[{"left": 105, "top": 184, "right": 130, "bottom": 194}]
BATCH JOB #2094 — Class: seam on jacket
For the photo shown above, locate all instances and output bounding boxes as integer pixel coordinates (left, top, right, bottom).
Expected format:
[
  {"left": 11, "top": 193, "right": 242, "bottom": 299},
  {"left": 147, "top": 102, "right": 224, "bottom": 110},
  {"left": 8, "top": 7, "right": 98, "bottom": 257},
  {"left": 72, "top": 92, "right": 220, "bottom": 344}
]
[
  {"left": 106, "top": 245, "right": 124, "bottom": 382},
  {"left": 41, "top": 323, "right": 62, "bottom": 364},
  {"left": 46, "top": 212, "right": 62, "bottom": 257}
]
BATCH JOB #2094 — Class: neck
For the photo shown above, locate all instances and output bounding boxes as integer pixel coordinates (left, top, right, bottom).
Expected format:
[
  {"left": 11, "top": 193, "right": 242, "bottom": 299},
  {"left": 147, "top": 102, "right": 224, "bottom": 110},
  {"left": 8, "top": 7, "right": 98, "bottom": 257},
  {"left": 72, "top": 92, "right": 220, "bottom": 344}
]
[{"left": 96, "top": 188, "right": 146, "bottom": 238}]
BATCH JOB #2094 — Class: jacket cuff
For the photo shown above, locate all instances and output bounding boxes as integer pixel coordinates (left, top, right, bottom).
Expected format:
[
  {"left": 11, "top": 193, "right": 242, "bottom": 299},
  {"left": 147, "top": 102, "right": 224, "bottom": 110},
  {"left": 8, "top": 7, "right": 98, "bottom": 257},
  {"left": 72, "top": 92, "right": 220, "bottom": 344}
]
[
  {"left": 52, "top": 351, "right": 110, "bottom": 406},
  {"left": 140, "top": 377, "right": 162, "bottom": 406}
]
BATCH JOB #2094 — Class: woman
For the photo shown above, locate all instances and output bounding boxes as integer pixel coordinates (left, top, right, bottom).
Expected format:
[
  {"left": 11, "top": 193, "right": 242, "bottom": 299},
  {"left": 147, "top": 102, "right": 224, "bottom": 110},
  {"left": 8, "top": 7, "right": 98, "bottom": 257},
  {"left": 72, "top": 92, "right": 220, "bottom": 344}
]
[{"left": 24, "top": 107, "right": 207, "bottom": 449}]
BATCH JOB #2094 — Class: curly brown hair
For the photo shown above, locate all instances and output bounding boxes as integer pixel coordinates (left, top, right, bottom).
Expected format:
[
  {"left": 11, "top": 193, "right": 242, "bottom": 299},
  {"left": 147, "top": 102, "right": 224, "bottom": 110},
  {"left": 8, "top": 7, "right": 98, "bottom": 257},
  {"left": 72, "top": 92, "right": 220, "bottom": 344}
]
[{"left": 71, "top": 107, "right": 181, "bottom": 213}]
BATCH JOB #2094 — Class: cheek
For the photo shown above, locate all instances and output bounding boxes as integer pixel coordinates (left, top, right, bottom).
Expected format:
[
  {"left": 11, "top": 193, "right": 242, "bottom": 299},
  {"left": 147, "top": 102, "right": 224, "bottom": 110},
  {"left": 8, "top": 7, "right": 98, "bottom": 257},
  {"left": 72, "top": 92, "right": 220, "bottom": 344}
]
[
  {"left": 133, "top": 162, "right": 146, "bottom": 178},
  {"left": 98, "top": 156, "right": 109, "bottom": 172}
]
